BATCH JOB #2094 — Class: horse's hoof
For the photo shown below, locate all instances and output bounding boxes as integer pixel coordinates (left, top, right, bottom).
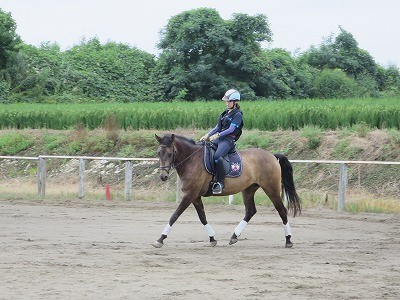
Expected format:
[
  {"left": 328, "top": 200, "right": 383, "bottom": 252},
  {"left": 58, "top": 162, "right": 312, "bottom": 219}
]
[
  {"left": 152, "top": 241, "right": 164, "bottom": 248},
  {"left": 208, "top": 240, "right": 217, "bottom": 247},
  {"left": 229, "top": 233, "right": 238, "bottom": 245},
  {"left": 208, "top": 236, "right": 217, "bottom": 247},
  {"left": 285, "top": 242, "right": 293, "bottom": 248},
  {"left": 285, "top": 235, "right": 293, "bottom": 248}
]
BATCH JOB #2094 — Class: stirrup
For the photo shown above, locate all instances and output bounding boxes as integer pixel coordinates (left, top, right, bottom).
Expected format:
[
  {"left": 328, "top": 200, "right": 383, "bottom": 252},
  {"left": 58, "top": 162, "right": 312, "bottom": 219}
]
[{"left": 212, "top": 182, "right": 224, "bottom": 194}]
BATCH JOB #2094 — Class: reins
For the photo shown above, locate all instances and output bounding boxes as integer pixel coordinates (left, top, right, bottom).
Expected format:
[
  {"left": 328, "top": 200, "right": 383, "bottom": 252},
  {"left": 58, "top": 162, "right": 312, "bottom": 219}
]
[{"left": 159, "top": 143, "right": 203, "bottom": 174}]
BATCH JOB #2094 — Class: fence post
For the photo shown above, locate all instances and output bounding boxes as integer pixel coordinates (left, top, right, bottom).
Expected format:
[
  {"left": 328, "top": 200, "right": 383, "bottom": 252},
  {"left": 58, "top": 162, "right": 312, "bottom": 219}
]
[
  {"left": 38, "top": 157, "right": 46, "bottom": 197},
  {"left": 78, "top": 158, "right": 85, "bottom": 198},
  {"left": 176, "top": 175, "right": 181, "bottom": 202},
  {"left": 124, "top": 161, "right": 133, "bottom": 201},
  {"left": 338, "top": 163, "right": 348, "bottom": 212}
]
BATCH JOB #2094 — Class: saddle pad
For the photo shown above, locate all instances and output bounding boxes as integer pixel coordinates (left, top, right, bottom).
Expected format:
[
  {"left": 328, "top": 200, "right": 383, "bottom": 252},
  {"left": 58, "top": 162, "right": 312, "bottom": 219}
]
[{"left": 204, "top": 147, "right": 243, "bottom": 178}]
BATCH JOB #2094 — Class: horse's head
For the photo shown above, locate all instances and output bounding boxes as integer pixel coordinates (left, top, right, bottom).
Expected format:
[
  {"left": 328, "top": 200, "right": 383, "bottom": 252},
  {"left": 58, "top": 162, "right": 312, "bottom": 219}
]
[{"left": 155, "top": 134, "right": 175, "bottom": 181}]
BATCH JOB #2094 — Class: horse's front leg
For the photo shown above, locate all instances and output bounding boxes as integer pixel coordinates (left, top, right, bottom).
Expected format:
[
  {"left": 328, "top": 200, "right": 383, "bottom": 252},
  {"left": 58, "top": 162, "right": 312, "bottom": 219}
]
[
  {"left": 193, "top": 197, "right": 217, "bottom": 247},
  {"left": 152, "top": 197, "right": 192, "bottom": 248}
]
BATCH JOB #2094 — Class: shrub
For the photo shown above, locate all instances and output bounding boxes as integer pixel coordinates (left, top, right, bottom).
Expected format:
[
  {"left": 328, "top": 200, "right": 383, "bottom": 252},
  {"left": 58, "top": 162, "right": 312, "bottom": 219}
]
[
  {"left": 314, "top": 69, "right": 357, "bottom": 99},
  {"left": 352, "top": 121, "right": 369, "bottom": 138},
  {"left": 0, "top": 133, "right": 34, "bottom": 155},
  {"left": 301, "top": 126, "right": 323, "bottom": 149},
  {"left": 0, "top": 77, "right": 11, "bottom": 102}
]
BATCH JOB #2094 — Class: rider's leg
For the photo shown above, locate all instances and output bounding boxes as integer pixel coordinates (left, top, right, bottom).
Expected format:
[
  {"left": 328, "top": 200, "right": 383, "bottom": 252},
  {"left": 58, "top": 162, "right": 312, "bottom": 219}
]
[
  {"left": 212, "top": 138, "right": 233, "bottom": 194},
  {"left": 212, "top": 157, "right": 225, "bottom": 194}
]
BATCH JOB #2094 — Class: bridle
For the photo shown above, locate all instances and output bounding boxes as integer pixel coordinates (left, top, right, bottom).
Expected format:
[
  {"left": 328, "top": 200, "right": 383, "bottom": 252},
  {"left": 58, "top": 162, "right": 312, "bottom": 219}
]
[
  {"left": 158, "top": 142, "right": 202, "bottom": 174},
  {"left": 158, "top": 145, "right": 176, "bottom": 174}
]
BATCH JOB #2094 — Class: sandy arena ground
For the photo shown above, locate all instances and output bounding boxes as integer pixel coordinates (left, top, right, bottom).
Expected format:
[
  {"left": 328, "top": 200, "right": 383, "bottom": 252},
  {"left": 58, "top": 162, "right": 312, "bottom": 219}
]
[{"left": 0, "top": 199, "right": 399, "bottom": 300}]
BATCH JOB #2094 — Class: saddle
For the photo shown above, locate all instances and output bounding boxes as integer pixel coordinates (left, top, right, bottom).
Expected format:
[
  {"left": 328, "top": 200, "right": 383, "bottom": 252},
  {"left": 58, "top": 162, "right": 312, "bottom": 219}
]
[
  {"left": 203, "top": 142, "right": 243, "bottom": 178},
  {"left": 201, "top": 142, "right": 243, "bottom": 197}
]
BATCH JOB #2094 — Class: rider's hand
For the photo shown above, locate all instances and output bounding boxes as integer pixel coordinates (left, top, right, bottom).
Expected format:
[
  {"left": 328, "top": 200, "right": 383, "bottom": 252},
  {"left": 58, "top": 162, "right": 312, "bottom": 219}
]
[
  {"left": 209, "top": 133, "right": 219, "bottom": 141},
  {"left": 200, "top": 134, "right": 209, "bottom": 142}
]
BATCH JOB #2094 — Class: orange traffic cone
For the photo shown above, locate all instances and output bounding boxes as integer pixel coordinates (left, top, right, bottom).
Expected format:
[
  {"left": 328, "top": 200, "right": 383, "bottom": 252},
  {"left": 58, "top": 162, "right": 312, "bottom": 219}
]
[{"left": 105, "top": 184, "right": 112, "bottom": 201}]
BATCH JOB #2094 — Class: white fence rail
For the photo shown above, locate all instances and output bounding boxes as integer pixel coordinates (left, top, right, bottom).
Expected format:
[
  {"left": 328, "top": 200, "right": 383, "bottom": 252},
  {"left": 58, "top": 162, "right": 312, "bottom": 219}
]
[
  {"left": 0, "top": 155, "right": 158, "bottom": 201},
  {"left": 1, "top": 155, "right": 399, "bottom": 211},
  {"left": 291, "top": 160, "right": 400, "bottom": 212}
]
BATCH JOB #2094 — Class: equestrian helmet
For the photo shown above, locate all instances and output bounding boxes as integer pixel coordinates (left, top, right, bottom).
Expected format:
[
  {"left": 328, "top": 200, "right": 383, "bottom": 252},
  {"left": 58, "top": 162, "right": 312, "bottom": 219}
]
[{"left": 222, "top": 89, "right": 240, "bottom": 101}]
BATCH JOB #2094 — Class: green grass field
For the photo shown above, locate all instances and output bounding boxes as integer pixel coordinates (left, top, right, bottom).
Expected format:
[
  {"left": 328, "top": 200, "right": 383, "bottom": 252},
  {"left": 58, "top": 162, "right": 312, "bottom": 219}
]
[{"left": 1, "top": 98, "right": 399, "bottom": 130}]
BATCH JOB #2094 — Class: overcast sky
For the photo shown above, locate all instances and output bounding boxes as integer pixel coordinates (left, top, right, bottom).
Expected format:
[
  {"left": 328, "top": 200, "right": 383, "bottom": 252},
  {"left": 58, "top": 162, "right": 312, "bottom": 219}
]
[{"left": 1, "top": 0, "right": 399, "bottom": 67}]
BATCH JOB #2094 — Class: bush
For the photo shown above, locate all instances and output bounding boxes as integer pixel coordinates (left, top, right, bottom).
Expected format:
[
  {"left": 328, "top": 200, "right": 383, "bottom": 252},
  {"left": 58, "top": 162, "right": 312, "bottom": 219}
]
[
  {"left": 0, "top": 132, "right": 34, "bottom": 155},
  {"left": 315, "top": 69, "right": 357, "bottom": 98},
  {"left": 0, "top": 77, "right": 11, "bottom": 102},
  {"left": 354, "top": 72, "right": 379, "bottom": 98},
  {"left": 301, "top": 126, "right": 323, "bottom": 149},
  {"left": 352, "top": 122, "right": 369, "bottom": 138}
]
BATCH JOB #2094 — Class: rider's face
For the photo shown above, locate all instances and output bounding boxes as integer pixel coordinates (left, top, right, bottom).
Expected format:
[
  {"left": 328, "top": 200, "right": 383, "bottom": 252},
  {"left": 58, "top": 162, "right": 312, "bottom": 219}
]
[{"left": 226, "top": 101, "right": 235, "bottom": 109}]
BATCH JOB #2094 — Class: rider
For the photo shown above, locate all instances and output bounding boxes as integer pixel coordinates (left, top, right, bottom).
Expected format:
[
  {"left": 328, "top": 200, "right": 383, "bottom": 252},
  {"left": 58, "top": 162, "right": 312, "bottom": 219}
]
[{"left": 200, "top": 89, "right": 243, "bottom": 194}]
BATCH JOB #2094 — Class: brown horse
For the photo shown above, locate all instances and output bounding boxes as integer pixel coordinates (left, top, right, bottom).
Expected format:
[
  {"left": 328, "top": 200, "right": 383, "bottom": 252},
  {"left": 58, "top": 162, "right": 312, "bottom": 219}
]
[{"left": 153, "top": 133, "right": 301, "bottom": 248}]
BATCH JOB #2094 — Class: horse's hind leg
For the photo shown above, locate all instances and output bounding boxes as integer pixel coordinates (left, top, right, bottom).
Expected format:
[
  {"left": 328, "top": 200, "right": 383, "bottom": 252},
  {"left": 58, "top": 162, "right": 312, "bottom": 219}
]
[
  {"left": 264, "top": 188, "right": 293, "bottom": 248},
  {"left": 229, "top": 184, "right": 259, "bottom": 245},
  {"left": 193, "top": 197, "right": 217, "bottom": 247}
]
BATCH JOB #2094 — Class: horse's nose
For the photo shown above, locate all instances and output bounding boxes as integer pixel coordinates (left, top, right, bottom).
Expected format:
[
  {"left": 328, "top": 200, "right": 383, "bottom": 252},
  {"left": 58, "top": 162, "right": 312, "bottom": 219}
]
[{"left": 160, "top": 174, "right": 168, "bottom": 181}]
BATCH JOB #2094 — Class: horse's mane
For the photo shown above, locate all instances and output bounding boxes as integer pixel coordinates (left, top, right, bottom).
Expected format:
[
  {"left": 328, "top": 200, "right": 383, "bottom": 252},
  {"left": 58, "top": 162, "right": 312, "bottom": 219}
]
[
  {"left": 159, "top": 134, "right": 197, "bottom": 146},
  {"left": 174, "top": 134, "right": 196, "bottom": 145}
]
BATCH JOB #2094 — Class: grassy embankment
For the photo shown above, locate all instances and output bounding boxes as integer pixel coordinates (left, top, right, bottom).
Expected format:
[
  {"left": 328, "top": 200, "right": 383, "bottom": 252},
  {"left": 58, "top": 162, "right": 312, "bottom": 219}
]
[{"left": 0, "top": 98, "right": 399, "bottom": 213}]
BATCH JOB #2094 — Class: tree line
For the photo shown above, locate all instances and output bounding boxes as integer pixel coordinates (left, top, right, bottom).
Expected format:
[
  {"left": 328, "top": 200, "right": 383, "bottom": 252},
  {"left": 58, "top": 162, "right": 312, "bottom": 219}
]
[{"left": 1, "top": 7, "right": 399, "bottom": 103}]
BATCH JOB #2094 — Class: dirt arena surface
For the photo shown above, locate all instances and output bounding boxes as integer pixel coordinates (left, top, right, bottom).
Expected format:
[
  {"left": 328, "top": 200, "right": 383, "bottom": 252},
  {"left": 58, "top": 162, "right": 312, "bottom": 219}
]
[{"left": 0, "top": 199, "right": 399, "bottom": 300}]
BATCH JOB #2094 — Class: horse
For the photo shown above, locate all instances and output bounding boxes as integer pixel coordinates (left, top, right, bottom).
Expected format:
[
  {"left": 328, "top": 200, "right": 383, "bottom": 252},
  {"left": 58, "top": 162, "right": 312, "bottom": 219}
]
[{"left": 153, "top": 133, "right": 301, "bottom": 248}]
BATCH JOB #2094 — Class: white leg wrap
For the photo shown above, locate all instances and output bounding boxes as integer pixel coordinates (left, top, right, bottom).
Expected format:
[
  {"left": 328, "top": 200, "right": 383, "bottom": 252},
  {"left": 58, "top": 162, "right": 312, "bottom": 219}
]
[
  {"left": 162, "top": 224, "right": 172, "bottom": 236},
  {"left": 283, "top": 222, "right": 292, "bottom": 237},
  {"left": 234, "top": 220, "right": 248, "bottom": 237},
  {"left": 204, "top": 224, "right": 215, "bottom": 237}
]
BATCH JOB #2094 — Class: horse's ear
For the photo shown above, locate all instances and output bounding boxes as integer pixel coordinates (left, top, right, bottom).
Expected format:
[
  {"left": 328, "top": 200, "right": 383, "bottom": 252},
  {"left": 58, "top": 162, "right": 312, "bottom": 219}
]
[
  {"left": 155, "top": 134, "right": 162, "bottom": 143},
  {"left": 171, "top": 134, "right": 175, "bottom": 142}
]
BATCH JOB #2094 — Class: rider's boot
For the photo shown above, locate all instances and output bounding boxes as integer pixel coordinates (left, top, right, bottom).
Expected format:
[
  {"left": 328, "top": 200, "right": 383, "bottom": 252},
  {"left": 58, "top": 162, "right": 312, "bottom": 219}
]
[{"left": 212, "top": 158, "right": 225, "bottom": 194}]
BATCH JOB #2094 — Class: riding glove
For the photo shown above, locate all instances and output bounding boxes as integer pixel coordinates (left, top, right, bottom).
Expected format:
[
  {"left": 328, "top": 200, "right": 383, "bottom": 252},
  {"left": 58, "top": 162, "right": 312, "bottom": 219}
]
[
  {"left": 209, "top": 133, "right": 219, "bottom": 141},
  {"left": 200, "top": 134, "right": 209, "bottom": 141}
]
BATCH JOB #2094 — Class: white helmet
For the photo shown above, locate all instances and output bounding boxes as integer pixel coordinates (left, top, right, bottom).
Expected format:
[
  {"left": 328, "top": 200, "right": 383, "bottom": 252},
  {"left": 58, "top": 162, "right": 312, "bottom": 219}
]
[{"left": 222, "top": 89, "right": 240, "bottom": 101}]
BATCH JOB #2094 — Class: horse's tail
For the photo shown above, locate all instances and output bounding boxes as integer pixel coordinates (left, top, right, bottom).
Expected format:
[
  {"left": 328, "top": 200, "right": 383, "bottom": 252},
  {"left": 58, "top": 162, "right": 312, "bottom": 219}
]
[{"left": 274, "top": 153, "right": 301, "bottom": 217}]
